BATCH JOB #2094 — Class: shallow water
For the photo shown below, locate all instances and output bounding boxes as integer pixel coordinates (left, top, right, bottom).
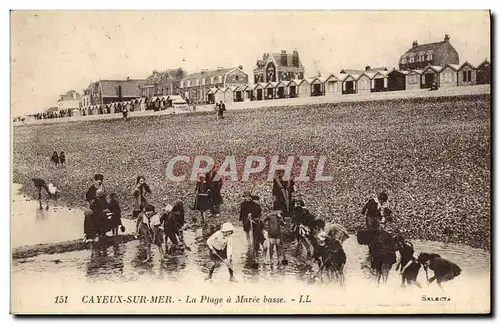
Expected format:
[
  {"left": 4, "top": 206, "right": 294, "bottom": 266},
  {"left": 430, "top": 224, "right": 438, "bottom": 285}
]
[{"left": 11, "top": 187, "right": 491, "bottom": 314}]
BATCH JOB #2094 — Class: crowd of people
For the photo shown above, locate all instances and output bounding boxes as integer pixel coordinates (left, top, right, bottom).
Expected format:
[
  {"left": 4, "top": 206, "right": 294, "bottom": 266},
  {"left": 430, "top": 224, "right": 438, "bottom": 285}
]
[
  {"left": 32, "top": 109, "right": 74, "bottom": 120},
  {"left": 35, "top": 165, "right": 462, "bottom": 288}
]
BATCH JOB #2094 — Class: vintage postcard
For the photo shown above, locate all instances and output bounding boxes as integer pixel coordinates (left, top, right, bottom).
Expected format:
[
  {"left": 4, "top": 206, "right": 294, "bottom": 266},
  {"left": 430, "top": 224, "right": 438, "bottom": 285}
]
[{"left": 10, "top": 10, "right": 491, "bottom": 315}]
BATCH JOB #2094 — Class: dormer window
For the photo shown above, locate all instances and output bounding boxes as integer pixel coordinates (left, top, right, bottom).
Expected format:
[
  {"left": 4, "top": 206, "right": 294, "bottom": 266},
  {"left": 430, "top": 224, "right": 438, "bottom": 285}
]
[
  {"left": 426, "top": 50, "right": 433, "bottom": 61},
  {"left": 402, "top": 56, "right": 407, "bottom": 64}
]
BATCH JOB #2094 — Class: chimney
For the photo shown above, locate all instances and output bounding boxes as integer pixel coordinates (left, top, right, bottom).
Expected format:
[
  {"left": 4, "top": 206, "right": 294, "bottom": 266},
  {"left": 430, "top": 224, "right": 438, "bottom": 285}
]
[
  {"left": 292, "top": 49, "right": 299, "bottom": 67},
  {"left": 126, "top": 77, "right": 130, "bottom": 80},
  {"left": 281, "top": 50, "right": 287, "bottom": 66},
  {"left": 444, "top": 34, "right": 450, "bottom": 42},
  {"left": 412, "top": 40, "right": 418, "bottom": 47},
  {"left": 365, "top": 65, "right": 371, "bottom": 71},
  {"left": 238, "top": 65, "right": 243, "bottom": 70}
]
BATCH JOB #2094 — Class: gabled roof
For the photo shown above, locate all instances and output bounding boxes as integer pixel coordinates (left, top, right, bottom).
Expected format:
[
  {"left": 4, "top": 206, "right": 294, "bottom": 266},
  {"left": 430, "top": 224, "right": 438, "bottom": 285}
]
[
  {"left": 317, "top": 74, "right": 338, "bottom": 83},
  {"left": 207, "top": 87, "right": 223, "bottom": 94},
  {"left": 228, "top": 85, "right": 241, "bottom": 92},
  {"left": 301, "top": 77, "right": 321, "bottom": 85},
  {"left": 254, "top": 52, "right": 304, "bottom": 71},
  {"left": 344, "top": 73, "right": 361, "bottom": 81},
  {"left": 458, "top": 61, "right": 476, "bottom": 70},
  {"left": 287, "top": 79, "right": 301, "bottom": 86},
  {"left": 408, "top": 69, "right": 424, "bottom": 75},
  {"left": 253, "top": 82, "right": 268, "bottom": 90},
  {"left": 422, "top": 65, "right": 443, "bottom": 73},
  {"left": 265, "top": 82, "right": 278, "bottom": 88},
  {"left": 402, "top": 41, "right": 448, "bottom": 57},
  {"left": 360, "top": 72, "right": 374, "bottom": 79},
  {"left": 99, "top": 79, "right": 145, "bottom": 98},
  {"left": 57, "top": 90, "right": 81, "bottom": 102},
  {"left": 336, "top": 73, "right": 349, "bottom": 81},
  {"left": 369, "top": 71, "right": 389, "bottom": 79},
  {"left": 389, "top": 69, "right": 410, "bottom": 75},
  {"left": 477, "top": 59, "right": 490, "bottom": 69},
  {"left": 443, "top": 64, "right": 460, "bottom": 71},
  {"left": 239, "top": 84, "right": 251, "bottom": 91},
  {"left": 183, "top": 67, "right": 246, "bottom": 82}
]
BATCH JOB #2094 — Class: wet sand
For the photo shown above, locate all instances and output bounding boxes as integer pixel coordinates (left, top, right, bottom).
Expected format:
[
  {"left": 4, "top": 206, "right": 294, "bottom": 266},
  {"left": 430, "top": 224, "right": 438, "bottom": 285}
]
[{"left": 10, "top": 187, "right": 491, "bottom": 314}]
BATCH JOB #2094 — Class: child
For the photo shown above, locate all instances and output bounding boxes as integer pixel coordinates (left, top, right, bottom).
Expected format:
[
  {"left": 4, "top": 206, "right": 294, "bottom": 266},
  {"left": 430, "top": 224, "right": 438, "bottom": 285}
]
[
  {"left": 206, "top": 222, "right": 237, "bottom": 282},
  {"left": 136, "top": 205, "right": 164, "bottom": 263},
  {"left": 59, "top": 151, "right": 66, "bottom": 167},
  {"left": 108, "top": 193, "right": 125, "bottom": 236},
  {"left": 50, "top": 151, "right": 59, "bottom": 167},
  {"left": 47, "top": 183, "right": 60, "bottom": 199}
]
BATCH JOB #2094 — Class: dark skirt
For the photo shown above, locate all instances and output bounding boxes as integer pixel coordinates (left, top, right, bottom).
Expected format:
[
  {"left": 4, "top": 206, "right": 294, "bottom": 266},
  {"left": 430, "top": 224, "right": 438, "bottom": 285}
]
[{"left": 195, "top": 193, "right": 211, "bottom": 212}]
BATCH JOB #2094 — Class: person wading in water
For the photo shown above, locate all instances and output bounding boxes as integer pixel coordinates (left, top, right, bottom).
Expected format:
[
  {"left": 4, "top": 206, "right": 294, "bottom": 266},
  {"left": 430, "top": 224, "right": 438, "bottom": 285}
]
[{"left": 205, "top": 222, "right": 237, "bottom": 282}]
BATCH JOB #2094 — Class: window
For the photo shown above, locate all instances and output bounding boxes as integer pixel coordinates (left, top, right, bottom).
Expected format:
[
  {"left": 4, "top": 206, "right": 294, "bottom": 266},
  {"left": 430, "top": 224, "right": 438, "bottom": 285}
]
[
  {"left": 419, "top": 55, "right": 425, "bottom": 62},
  {"left": 409, "top": 57, "right": 415, "bottom": 63},
  {"left": 202, "top": 78, "right": 206, "bottom": 86},
  {"left": 196, "top": 79, "right": 200, "bottom": 86},
  {"left": 401, "top": 56, "right": 407, "bottom": 64},
  {"left": 235, "top": 75, "right": 239, "bottom": 81},
  {"left": 218, "top": 76, "right": 223, "bottom": 83},
  {"left": 210, "top": 77, "right": 215, "bottom": 84},
  {"left": 426, "top": 51, "right": 433, "bottom": 61},
  {"left": 187, "top": 80, "right": 191, "bottom": 87},
  {"left": 463, "top": 70, "right": 472, "bottom": 82}
]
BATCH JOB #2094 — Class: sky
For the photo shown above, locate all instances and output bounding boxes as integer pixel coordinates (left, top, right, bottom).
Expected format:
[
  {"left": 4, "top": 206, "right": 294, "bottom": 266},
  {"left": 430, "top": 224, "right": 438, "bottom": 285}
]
[{"left": 10, "top": 10, "right": 490, "bottom": 116}]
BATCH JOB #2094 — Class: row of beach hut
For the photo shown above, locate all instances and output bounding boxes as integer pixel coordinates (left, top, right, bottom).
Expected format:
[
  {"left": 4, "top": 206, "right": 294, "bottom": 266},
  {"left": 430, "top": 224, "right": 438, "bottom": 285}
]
[{"left": 203, "top": 60, "right": 490, "bottom": 104}]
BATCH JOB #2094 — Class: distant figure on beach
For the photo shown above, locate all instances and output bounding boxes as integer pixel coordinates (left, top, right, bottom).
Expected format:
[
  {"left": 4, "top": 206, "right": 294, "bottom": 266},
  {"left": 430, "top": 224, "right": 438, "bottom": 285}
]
[
  {"left": 59, "top": 151, "right": 66, "bottom": 167},
  {"left": 122, "top": 104, "right": 129, "bottom": 121},
  {"left": 32, "top": 178, "right": 55, "bottom": 210},
  {"left": 50, "top": 151, "right": 59, "bottom": 167}
]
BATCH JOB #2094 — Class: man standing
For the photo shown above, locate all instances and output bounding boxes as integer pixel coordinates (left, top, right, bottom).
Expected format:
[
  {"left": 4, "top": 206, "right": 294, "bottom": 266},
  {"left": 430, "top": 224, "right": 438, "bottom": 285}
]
[
  {"left": 262, "top": 211, "right": 285, "bottom": 266},
  {"left": 272, "top": 171, "right": 295, "bottom": 217},
  {"left": 206, "top": 222, "right": 237, "bottom": 282},
  {"left": 207, "top": 168, "right": 223, "bottom": 217},
  {"left": 239, "top": 191, "right": 262, "bottom": 244},
  {"left": 361, "top": 192, "right": 388, "bottom": 230},
  {"left": 217, "top": 100, "right": 225, "bottom": 120}
]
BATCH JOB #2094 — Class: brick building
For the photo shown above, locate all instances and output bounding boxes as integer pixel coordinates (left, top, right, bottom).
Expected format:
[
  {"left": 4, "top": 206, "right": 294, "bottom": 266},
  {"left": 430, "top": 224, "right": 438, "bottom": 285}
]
[
  {"left": 179, "top": 66, "right": 248, "bottom": 104},
  {"left": 398, "top": 34, "right": 459, "bottom": 71},
  {"left": 140, "top": 68, "right": 187, "bottom": 100},
  {"left": 253, "top": 50, "right": 305, "bottom": 83},
  {"left": 88, "top": 78, "right": 146, "bottom": 105}
]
